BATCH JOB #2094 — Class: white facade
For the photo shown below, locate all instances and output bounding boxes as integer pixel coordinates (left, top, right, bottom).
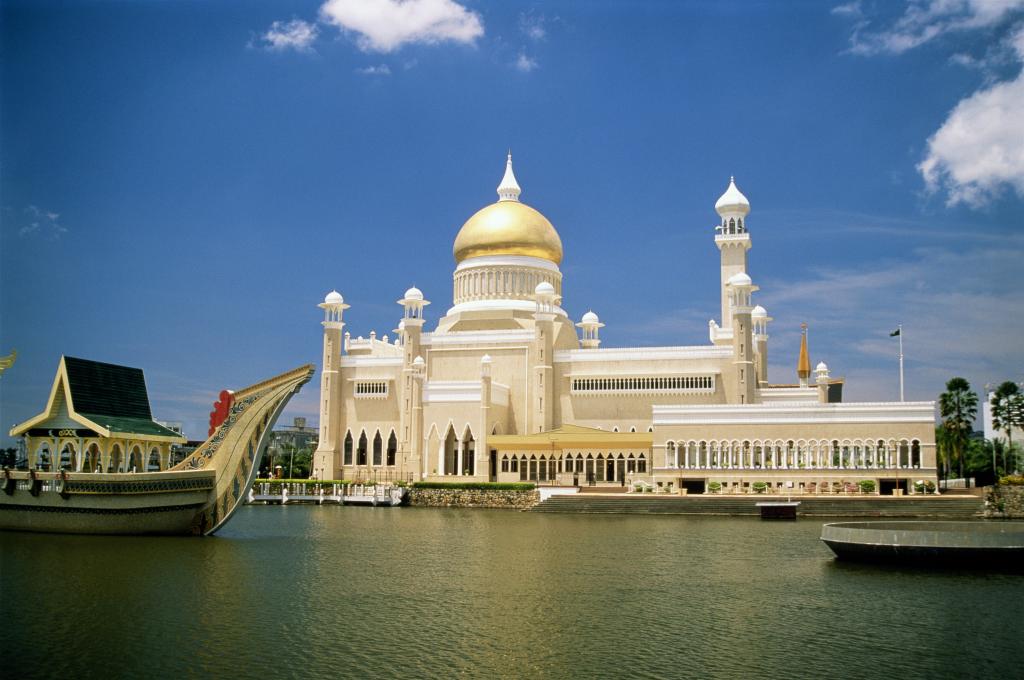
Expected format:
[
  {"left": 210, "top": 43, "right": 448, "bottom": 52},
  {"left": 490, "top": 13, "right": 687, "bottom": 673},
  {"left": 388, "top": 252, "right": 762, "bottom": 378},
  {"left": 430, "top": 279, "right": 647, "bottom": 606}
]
[{"left": 312, "top": 157, "right": 937, "bottom": 491}]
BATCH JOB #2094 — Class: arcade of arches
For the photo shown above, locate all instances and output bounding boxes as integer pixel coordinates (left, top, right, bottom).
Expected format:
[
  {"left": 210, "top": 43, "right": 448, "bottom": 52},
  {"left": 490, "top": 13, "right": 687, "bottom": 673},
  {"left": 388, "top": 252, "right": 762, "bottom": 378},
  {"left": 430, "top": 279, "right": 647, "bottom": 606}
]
[{"left": 26, "top": 438, "right": 173, "bottom": 473}]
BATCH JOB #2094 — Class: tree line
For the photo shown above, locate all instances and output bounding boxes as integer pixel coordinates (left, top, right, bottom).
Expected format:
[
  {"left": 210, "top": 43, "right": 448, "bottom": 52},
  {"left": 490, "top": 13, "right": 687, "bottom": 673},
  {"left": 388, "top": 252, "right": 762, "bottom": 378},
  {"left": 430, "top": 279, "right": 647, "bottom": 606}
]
[{"left": 939, "top": 378, "right": 1023, "bottom": 484}]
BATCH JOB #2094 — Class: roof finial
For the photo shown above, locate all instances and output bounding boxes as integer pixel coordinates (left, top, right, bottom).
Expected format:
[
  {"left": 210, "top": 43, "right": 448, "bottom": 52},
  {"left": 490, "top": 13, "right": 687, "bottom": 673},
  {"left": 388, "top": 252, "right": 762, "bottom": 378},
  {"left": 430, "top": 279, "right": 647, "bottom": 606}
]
[
  {"left": 797, "top": 323, "right": 811, "bottom": 381},
  {"left": 497, "top": 151, "right": 521, "bottom": 202}
]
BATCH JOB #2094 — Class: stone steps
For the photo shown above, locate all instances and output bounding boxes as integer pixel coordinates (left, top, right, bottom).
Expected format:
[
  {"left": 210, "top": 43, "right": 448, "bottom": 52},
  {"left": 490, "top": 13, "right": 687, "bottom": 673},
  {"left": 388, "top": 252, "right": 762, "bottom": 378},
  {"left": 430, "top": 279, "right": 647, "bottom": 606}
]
[{"left": 529, "top": 495, "right": 984, "bottom": 518}]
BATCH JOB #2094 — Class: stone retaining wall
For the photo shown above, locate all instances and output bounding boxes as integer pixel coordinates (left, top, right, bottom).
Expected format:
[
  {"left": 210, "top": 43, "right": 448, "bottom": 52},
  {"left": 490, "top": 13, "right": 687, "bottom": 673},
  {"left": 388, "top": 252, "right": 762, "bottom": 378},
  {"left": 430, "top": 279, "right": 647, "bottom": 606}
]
[
  {"left": 984, "top": 484, "right": 1024, "bottom": 519},
  {"left": 408, "top": 488, "right": 540, "bottom": 509}
]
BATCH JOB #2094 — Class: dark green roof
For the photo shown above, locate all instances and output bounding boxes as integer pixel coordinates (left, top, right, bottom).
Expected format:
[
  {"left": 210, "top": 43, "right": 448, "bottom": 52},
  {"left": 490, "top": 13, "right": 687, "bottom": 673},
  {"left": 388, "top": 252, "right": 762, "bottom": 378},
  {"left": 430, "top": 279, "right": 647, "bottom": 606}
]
[
  {"left": 78, "top": 414, "right": 182, "bottom": 438},
  {"left": 64, "top": 356, "right": 153, "bottom": 420}
]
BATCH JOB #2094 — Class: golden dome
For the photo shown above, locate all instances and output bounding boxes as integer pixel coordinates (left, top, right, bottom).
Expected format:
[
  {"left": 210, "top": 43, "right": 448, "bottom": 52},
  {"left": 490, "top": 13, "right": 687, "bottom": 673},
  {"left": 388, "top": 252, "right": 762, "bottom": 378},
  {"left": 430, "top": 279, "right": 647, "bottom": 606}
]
[{"left": 453, "top": 200, "right": 563, "bottom": 265}]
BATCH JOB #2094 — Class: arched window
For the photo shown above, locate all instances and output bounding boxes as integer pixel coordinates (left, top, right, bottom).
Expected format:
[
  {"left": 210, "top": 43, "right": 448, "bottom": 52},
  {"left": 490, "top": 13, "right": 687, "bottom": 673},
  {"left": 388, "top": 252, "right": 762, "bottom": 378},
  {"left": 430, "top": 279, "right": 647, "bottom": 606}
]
[
  {"left": 59, "top": 443, "right": 75, "bottom": 471},
  {"left": 501, "top": 454, "right": 509, "bottom": 473},
  {"left": 85, "top": 443, "right": 101, "bottom": 472},
  {"left": 387, "top": 431, "right": 397, "bottom": 466},
  {"left": 357, "top": 432, "right": 368, "bottom": 466},
  {"left": 37, "top": 444, "right": 52, "bottom": 471},
  {"left": 108, "top": 444, "right": 122, "bottom": 473},
  {"left": 372, "top": 431, "right": 383, "bottom": 466},
  {"left": 148, "top": 447, "right": 161, "bottom": 472},
  {"left": 343, "top": 431, "right": 353, "bottom": 465}
]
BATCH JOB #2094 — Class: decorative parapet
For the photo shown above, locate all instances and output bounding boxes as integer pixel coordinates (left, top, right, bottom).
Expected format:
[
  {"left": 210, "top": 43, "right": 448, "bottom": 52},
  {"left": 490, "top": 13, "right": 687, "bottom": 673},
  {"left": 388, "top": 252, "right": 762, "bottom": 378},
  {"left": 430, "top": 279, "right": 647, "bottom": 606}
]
[
  {"left": 555, "top": 345, "right": 731, "bottom": 364},
  {"left": 653, "top": 401, "right": 937, "bottom": 425}
]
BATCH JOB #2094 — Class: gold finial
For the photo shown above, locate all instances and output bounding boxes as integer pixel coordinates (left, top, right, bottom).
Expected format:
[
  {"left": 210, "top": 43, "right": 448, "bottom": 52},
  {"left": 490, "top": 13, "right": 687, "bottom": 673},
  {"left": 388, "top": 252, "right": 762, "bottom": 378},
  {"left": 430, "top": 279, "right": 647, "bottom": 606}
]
[{"left": 797, "top": 324, "right": 810, "bottom": 380}]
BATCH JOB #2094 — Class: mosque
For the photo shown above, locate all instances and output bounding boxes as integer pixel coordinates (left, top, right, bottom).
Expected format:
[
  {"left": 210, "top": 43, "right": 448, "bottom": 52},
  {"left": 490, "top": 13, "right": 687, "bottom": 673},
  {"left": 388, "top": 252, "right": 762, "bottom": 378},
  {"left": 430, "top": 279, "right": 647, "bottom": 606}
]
[{"left": 311, "top": 156, "right": 937, "bottom": 494}]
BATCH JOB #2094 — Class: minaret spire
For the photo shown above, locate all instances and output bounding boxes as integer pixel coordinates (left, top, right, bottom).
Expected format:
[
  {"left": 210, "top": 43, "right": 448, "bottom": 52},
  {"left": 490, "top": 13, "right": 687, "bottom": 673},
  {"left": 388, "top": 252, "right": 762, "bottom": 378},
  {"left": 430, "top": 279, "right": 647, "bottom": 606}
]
[
  {"left": 797, "top": 323, "right": 811, "bottom": 386},
  {"left": 497, "top": 151, "right": 521, "bottom": 202}
]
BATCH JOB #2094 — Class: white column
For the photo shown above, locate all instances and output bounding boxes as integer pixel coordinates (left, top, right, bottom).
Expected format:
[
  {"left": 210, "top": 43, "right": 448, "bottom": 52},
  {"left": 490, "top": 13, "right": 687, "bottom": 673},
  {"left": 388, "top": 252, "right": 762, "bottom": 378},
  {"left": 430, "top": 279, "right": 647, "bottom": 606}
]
[{"left": 456, "top": 440, "right": 464, "bottom": 476}]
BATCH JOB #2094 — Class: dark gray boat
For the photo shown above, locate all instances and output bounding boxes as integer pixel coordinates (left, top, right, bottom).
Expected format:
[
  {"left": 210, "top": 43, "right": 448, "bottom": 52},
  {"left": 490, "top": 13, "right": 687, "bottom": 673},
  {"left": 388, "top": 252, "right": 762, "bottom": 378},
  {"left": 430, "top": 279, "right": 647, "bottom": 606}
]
[{"left": 821, "top": 521, "right": 1024, "bottom": 569}]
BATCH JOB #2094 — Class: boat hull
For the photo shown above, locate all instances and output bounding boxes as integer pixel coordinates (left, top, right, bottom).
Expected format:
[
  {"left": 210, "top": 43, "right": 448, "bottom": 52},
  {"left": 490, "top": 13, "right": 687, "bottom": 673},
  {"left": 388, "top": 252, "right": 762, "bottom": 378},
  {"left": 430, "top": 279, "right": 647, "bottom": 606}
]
[{"left": 0, "top": 470, "right": 215, "bottom": 535}]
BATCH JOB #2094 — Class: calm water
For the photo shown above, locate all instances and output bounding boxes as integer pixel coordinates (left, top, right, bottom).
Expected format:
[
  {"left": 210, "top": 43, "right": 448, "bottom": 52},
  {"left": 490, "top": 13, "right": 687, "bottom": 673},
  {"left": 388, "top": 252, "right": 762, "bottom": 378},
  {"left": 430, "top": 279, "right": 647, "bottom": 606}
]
[{"left": 2, "top": 507, "right": 1021, "bottom": 679}]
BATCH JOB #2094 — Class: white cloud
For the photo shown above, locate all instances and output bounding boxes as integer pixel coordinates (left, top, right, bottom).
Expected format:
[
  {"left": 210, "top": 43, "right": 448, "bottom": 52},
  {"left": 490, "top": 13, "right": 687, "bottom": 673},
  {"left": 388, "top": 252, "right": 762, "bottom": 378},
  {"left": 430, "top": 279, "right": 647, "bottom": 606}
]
[
  {"left": 356, "top": 64, "right": 392, "bottom": 75},
  {"left": 18, "top": 205, "right": 67, "bottom": 240},
  {"left": 514, "top": 52, "right": 538, "bottom": 72},
  {"left": 918, "top": 63, "right": 1024, "bottom": 206},
  {"left": 835, "top": 3, "right": 1024, "bottom": 207},
  {"left": 519, "top": 12, "right": 547, "bottom": 40},
  {"left": 831, "top": 2, "right": 862, "bottom": 18},
  {"left": 319, "top": 0, "right": 483, "bottom": 53},
  {"left": 756, "top": 238, "right": 1024, "bottom": 400},
  {"left": 261, "top": 18, "right": 319, "bottom": 52},
  {"left": 840, "top": 0, "right": 1024, "bottom": 56}
]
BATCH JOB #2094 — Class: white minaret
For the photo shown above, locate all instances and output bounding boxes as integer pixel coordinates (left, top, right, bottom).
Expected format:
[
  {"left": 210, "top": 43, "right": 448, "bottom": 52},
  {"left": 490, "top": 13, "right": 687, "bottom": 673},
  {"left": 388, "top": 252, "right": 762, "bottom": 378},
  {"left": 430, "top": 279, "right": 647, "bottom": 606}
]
[
  {"left": 714, "top": 177, "right": 752, "bottom": 331},
  {"left": 727, "top": 272, "right": 758, "bottom": 404},
  {"left": 751, "top": 305, "right": 771, "bottom": 384},
  {"left": 397, "top": 286, "right": 429, "bottom": 478},
  {"left": 533, "top": 281, "right": 557, "bottom": 433},
  {"left": 313, "top": 290, "right": 349, "bottom": 479}
]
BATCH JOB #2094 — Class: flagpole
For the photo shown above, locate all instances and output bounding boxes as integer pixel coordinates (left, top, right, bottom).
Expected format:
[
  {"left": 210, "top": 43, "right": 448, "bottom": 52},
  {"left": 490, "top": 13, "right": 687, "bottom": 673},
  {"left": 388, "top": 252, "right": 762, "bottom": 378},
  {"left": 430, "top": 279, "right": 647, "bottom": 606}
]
[{"left": 898, "top": 324, "right": 904, "bottom": 402}]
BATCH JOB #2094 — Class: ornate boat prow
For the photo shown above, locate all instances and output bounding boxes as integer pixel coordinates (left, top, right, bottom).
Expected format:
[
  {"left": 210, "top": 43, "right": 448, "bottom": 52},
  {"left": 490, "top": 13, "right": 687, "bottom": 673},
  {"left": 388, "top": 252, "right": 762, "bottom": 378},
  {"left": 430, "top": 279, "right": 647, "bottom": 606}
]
[
  {"left": 174, "top": 364, "right": 316, "bottom": 535},
  {"left": 2, "top": 363, "right": 315, "bottom": 536}
]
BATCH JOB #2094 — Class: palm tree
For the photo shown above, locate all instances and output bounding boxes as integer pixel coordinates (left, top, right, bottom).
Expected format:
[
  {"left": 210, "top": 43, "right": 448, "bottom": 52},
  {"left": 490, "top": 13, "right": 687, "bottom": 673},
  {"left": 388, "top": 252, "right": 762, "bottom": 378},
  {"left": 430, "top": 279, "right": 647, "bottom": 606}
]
[
  {"left": 990, "top": 382, "right": 1021, "bottom": 475},
  {"left": 939, "top": 377, "right": 978, "bottom": 482}
]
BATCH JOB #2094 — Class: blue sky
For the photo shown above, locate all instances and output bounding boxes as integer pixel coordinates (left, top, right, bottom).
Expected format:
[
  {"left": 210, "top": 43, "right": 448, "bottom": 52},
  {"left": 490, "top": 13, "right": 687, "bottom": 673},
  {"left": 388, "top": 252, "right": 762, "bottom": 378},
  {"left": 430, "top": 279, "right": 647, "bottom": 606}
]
[{"left": 2, "top": 0, "right": 1023, "bottom": 443}]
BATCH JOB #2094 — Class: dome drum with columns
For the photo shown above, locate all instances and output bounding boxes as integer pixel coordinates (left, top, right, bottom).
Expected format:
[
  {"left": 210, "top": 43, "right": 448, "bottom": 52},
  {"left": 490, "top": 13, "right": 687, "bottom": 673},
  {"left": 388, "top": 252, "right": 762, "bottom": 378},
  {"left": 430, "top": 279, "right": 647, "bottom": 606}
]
[{"left": 311, "top": 157, "right": 937, "bottom": 494}]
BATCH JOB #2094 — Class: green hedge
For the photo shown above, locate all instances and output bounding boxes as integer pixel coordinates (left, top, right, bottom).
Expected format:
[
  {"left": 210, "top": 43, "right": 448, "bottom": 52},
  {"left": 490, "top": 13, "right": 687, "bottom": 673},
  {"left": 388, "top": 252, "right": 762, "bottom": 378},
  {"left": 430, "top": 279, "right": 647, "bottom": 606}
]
[
  {"left": 410, "top": 482, "right": 536, "bottom": 491},
  {"left": 858, "top": 480, "right": 876, "bottom": 493},
  {"left": 1000, "top": 475, "right": 1024, "bottom": 486}
]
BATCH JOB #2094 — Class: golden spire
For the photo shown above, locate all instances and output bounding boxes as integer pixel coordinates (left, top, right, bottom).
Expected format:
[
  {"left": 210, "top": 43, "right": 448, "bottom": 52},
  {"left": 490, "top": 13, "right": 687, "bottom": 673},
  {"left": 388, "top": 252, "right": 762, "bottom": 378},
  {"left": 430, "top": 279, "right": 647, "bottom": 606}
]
[{"left": 797, "top": 323, "right": 810, "bottom": 380}]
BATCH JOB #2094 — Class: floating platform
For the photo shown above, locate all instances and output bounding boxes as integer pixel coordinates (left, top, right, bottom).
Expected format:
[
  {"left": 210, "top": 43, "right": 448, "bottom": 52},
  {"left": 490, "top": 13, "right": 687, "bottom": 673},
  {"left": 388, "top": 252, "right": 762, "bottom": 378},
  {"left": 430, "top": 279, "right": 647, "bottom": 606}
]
[
  {"left": 756, "top": 501, "right": 800, "bottom": 520},
  {"left": 820, "top": 521, "right": 1024, "bottom": 569}
]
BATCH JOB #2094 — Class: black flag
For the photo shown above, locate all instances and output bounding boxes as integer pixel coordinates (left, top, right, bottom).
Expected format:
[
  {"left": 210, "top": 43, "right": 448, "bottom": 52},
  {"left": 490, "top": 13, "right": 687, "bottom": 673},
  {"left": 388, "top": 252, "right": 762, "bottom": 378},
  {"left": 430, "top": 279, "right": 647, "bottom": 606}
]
[{"left": 890, "top": 328, "right": 900, "bottom": 337}]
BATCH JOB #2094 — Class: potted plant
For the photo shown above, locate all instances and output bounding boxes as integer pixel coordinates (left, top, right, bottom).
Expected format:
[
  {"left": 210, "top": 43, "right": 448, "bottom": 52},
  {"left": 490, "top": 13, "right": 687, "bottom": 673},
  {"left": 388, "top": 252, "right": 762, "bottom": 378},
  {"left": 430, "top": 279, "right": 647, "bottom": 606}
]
[
  {"left": 752, "top": 481, "right": 768, "bottom": 494},
  {"left": 857, "top": 480, "right": 876, "bottom": 494},
  {"left": 707, "top": 481, "right": 722, "bottom": 494}
]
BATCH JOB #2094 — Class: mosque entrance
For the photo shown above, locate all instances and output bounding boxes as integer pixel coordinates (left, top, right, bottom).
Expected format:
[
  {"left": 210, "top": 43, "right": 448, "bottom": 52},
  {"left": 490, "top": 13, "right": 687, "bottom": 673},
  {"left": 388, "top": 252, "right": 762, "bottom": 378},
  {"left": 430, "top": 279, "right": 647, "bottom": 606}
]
[
  {"left": 605, "top": 459, "right": 615, "bottom": 482},
  {"left": 879, "top": 479, "right": 908, "bottom": 496},
  {"left": 681, "top": 479, "right": 706, "bottom": 494}
]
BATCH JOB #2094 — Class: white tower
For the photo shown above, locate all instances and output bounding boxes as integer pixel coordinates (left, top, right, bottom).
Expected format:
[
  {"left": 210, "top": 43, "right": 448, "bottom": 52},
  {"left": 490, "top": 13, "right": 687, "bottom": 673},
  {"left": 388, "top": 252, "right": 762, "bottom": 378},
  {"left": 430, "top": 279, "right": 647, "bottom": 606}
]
[
  {"left": 715, "top": 177, "right": 752, "bottom": 331},
  {"left": 313, "top": 290, "right": 349, "bottom": 479},
  {"left": 751, "top": 305, "right": 771, "bottom": 385},
  {"left": 727, "top": 272, "right": 758, "bottom": 404},
  {"left": 533, "top": 282, "right": 558, "bottom": 433},
  {"left": 576, "top": 310, "right": 604, "bottom": 349},
  {"left": 397, "top": 287, "right": 430, "bottom": 478}
]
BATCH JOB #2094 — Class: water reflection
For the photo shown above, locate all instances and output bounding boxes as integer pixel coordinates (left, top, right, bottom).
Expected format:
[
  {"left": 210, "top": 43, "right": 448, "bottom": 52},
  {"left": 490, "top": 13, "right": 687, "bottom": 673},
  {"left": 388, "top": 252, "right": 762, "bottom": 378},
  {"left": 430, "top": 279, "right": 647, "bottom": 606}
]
[{"left": 2, "top": 508, "right": 1020, "bottom": 679}]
